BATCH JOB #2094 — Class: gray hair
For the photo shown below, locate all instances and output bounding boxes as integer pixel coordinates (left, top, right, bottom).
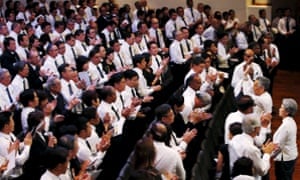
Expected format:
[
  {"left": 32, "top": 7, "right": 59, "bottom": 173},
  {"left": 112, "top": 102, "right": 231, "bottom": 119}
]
[
  {"left": 256, "top": 76, "right": 270, "bottom": 91},
  {"left": 282, "top": 98, "right": 298, "bottom": 117},
  {"left": 0, "top": 68, "right": 9, "bottom": 81},
  {"left": 46, "top": 76, "right": 59, "bottom": 90},
  {"left": 242, "top": 115, "right": 261, "bottom": 134},
  {"left": 196, "top": 92, "right": 212, "bottom": 106}
]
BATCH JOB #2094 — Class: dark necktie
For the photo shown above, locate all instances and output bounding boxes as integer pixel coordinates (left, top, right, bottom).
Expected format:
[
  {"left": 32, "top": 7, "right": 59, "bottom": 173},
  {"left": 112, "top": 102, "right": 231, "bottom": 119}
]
[
  {"left": 180, "top": 43, "right": 185, "bottom": 58},
  {"left": 185, "top": 40, "right": 191, "bottom": 51},
  {"left": 129, "top": 46, "right": 133, "bottom": 58},
  {"left": 264, "top": 19, "right": 269, "bottom": 32},
  {"left": 62, "top": 55, "right": 66, "bottom": 64},
  {"left": 143, "top": 35, "right": 148, "bottom": 44},
  {"left": 174, "top": 22, "right": 177, "bottom": 30},
  {"left": 23, "top": 79, "right": 26, "bottom": 90},
  {"left": 253, "top": 25, "right": 257, "bottom": 40},
  {"left": 68, "top": 83, "right": 74, "bottom": 95},
  {"left": 190, "top": 8, "right": 195, "bottom": 22},
  {"left": 86, "top": 140, "right": 92, "bottom": 150},
  {"left": 111, "top": 106, "right": 120, "bottom": 120},
  {"left": 54, "top": 60, "right": 58, "bottom": 68},
  {"left": 155, "top": 56, "right": 160, "bottom": 68},
  {"left": 155, "top": 29, "right": 161, "bottom": 48},
  {"left": 182, "top": 17, "right": 187, "bottom": 26},
  {"left": 199, "top": 35, "right": 203, "bottom": 45},
  {"left": 71, "top": 47, "right": 77, "bottom": 59},
  {"left": 82, "top": 43, "right": 87, "bottom": 51},
  {"left": 96, "top": 65, "right": 104, "bottom": 78},
  {"left": 118, "top": 53, "right": 124, "bottom": 67},
  {"left": 6, "top": 87, "right": 13, "bottom": 103},
  {"left": 120, "top": 94, "right": 124, "bottom": 108},
  {"left": 131, "top": 88, "right": 136, "bottom": 97},
  {"left": 286, "top": 18, "right": 290, "bottom": 32}
]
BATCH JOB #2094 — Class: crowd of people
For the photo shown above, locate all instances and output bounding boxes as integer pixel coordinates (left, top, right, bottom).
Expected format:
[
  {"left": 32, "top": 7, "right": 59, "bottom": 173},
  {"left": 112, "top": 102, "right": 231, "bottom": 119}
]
[{"left": 0, "top": 0, "right": 298, "bottom": 179}]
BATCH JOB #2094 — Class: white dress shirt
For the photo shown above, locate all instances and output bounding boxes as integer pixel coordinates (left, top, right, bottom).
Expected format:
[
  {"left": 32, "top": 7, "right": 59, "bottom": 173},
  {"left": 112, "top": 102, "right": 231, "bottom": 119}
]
[
  {"left": 278, "top": 17, "right": 296, "bottom": 35},
  {"left": 259, "top": 18, "right": 271, "bottom": 33},
  {"left": 41, "top": 55, "right": 60, "bottom": 77},
  {"left": 74, "top": 40, "right": 90, "bottom": 57},
  {"left": 133, "top": 67, "right": 154, "bottom": 97},
  {"left": 224, "top": 111, "right": 245, "bottom": 144},
  {"left": 191, "top": 34, "right": 205, "bottom": 50},
  {"left": 87, "top": 62, "right": 108, "bottom": 87},
  {"left": 64, "top": 44, "right": 78, "bottom": 66},
  {"left": 203, "top": 26, "right": 217, "bottom": 41},
  {"left": 77, "top": 136, "right": 105, "bottom": 169},
  {"left": 148, "top": 27, "right": 166, "bottom": 49},
  {"left": 273, "top": 116, "right": 298, "bottom": 161},
  {"left": 153, "top": 141, "right": 186, "bottom": 180},
  {"left": 60, "top": 78, "right": 81, "bottom": 103},
  {"left": 235, "top": 31, "right": 248, "bottom": 50},
  {"left": 101, "top": 28, "right": 115, "bottom": 47},
  {"left": 11, "top": 74, "right": 29, "bottom": 98},
  {"left": 112, "top": 51, "right": 127, "bottom": 71},
  {"left": 120, "top": 41, "right": 138, "bottom": 67},
  {"left": 169, "top": 40, "right": 187, "bottom": 64},
  {"left": 217, "top": 42, "right": 230, "bottom": 69},
  {"left": 16, "top": 46, "right": 29, "bottom": 61},
  {"left": 0, "top": 132, "right": 30, "bottom": 175},
  {"left": 150, "top": 55, "right": 162, "bottom": 73},
  {"left": 263, "top": 43, "right": 280, "bottom": 64},
  {"left": 40, "top": 170, "right": 61, "bottom": 180},
  {"left": 165, "top": 19, "right": 178, "bottom": 40},
  {"left": 184, "top": 7, "right": 200, "bottom": 24},
  {"left": 21, "top": 107, "right": 35, "bottom": 133},
  {"left": 0, "top": 84, "right": 17, "bottom": 110},
  {"left": 229, "top": 133, "right": 271, "bottom": 179},
  {"left": 251, "top": 24, "right": 263, "bottom": 42},
  {"left": 97, "top": 101, "right": 126, "bottom": 136},
  {"left": 231, "top": 61, "right": 263, "bottom": 88}
]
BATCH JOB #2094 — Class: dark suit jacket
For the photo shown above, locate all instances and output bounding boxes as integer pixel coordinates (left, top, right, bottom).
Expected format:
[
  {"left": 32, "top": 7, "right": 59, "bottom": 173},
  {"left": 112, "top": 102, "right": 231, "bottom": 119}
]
[
  {"left": 0, "top": 50, "right": 20, "bottom": 76},
  {"left": 28, "top": 64, "right": 44, "bottom": 90},
  {"left": 45, "top": 90, "right": 67, "bottom": 115}
]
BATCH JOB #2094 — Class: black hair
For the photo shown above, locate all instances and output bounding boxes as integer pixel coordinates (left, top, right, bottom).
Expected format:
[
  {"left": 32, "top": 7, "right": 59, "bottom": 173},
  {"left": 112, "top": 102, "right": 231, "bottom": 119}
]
[
  {"left": 19, "top": 89, "right": 36, "bottom": 107},
  {"left": 0, "top": 112, "right": 13, "bottom": 131}
]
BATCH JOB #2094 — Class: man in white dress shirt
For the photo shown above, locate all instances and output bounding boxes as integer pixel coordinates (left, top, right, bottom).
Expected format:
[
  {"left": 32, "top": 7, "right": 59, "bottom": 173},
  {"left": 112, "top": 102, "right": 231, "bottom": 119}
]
[
  {"left": 248, "top": 15, "right": 263, "bottom": 42},
  {"left": 101, "top": 21, "right": 116, "bottom": 48},
  {"left": 41, "top": 44, "right": 60, "bottom": 77},
  {"left": 0, "top": 69, "right": 17, "bottom": 111},
  {"left": 132, "top": 54, "right": 161, "bottom": 97},
  {"left": 165, "top": 9, "right": 179, "bottom": 41},
  {"left": 11, "top": 61, "right": 30, "bottom": 98},
  {"left": 88, "top": 46, "right": 110, "bottom": 87},
  {"left": 16, "top": 34, "right": 30, "bottom": 61},
  {"left": 149, "top": 122, "right": 186, "bottom": 180},
  {"left": 148, "top": 18, "right": 167, "bottom": 52},
  {"left": 176, "top": 7, "right": 189, "bottom": 29},
  {"left": 58, "top": 64, "right": 82, "bottom": 109},
  {"left": 184, "top": 0, "right": 200, "bottom": 26},
  {"left": 231, "top": 49, "right": 263, "bottom": 97},
  {"left": 75, "top": 116, "right": 108, "bottom": 170},
  {"left": 40, "top": 146, "right": 69, "bottom": 180},
  {"left": 110, "top": 40, "right": 128, "bottom": 71},
  {"left": 120, "top": 33, "right": 140, "bottom": 67},
  {"left": 229, "top": 116, "right": 275, "bottom": 179},
  {"left": 277, "top": 8, "right": 296, "bottom": 37},
  {"left": 258, "top": 9, "right": 271, "bottom": 34},
  {"left": 97, "top": 86, "right": 126, "bottom": 137},
  {"left": 0, "top": 111, "right": 32, "bottom": 178},
  {"left": 191, "top": 23, "right": 206, "bottom": 53},
  {"left": 64, "top": 33, "right": 78, "bottom": 67},
  {"left": 74, "top": 29, "right": 90, "bottom": 57}
]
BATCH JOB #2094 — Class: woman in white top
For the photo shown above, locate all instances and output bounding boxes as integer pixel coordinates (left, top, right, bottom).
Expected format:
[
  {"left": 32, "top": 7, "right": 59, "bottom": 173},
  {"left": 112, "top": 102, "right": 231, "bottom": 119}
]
[{"left": 273, "top": 98, "right": 298, "bottom": 180}]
